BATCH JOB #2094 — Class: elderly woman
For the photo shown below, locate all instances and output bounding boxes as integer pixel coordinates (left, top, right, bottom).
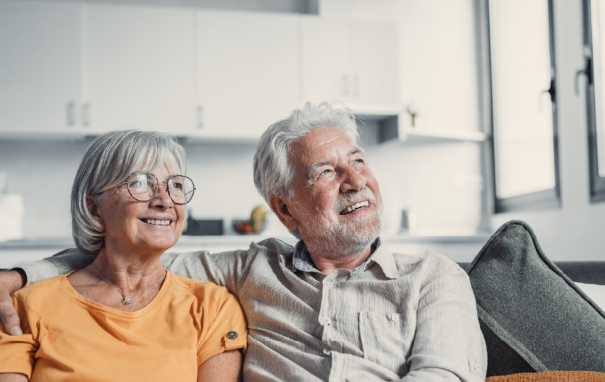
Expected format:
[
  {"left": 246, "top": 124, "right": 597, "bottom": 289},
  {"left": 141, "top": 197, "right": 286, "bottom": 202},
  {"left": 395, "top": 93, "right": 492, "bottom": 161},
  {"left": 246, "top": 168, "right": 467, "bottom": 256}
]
[{"left": 0, "top": 130, "right": 246, "bottom": 381}]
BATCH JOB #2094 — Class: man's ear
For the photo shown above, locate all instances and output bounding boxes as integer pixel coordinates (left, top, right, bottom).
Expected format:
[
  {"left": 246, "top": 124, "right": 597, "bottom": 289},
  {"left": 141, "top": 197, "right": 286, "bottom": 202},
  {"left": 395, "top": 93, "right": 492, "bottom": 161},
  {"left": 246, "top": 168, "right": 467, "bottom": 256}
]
[
  {"left": 269, "top": 195, "right": 299, "bottom": 231},
  {"left": 86, "top": 195, "right": 105, "bottom": 232}
]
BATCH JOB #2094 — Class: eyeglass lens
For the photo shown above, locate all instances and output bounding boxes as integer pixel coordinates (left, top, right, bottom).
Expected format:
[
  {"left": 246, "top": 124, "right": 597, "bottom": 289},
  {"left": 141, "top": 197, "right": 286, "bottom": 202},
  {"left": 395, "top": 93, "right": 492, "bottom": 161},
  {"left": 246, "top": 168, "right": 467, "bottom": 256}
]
[{"left": 127, "top": 172, "right": 195, "bottom": 204}]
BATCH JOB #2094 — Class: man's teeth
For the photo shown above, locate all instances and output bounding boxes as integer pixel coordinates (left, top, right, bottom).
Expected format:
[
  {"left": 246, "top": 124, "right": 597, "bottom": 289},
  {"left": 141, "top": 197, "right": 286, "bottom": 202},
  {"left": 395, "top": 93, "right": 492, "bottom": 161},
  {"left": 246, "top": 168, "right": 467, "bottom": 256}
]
[
  {"left": 145, "top": 219, "right": 171, "bottom": 226},
  {"left": 343, "top": 201, "right": 369, "bottom": 214}
]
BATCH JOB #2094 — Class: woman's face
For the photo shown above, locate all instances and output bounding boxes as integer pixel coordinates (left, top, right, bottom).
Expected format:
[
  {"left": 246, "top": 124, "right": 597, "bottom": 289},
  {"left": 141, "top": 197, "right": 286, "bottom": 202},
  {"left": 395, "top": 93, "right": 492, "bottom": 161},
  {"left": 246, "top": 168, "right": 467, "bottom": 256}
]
[{"left": 91, "top": 159, "right": 186, "bottom": 255}]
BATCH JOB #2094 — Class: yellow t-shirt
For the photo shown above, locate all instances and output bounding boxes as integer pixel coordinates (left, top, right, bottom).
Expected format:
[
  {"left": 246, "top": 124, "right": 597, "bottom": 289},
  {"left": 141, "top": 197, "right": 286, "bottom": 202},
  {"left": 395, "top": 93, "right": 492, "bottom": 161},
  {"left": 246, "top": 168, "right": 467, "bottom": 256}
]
[{"left": 0, "top": 270, "right": 247, "bottom": 381}]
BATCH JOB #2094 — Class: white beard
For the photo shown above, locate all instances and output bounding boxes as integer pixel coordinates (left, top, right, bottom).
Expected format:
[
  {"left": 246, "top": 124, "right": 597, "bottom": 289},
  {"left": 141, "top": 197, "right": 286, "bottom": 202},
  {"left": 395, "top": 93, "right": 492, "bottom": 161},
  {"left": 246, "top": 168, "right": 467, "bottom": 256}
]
[{"left": 294, "top": 188, "right": 383, "bottom": 258}]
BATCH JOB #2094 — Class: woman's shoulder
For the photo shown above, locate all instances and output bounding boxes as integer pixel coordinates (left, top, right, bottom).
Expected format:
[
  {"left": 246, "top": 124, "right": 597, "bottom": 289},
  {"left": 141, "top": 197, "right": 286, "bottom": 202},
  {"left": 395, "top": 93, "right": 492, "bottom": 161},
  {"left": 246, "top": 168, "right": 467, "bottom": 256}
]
[
  {"left": 13, "top": 274, "right": 66, "bottom": 303},
  {"left": 169, "top": 272, "right": 234, "bottom": 300}
]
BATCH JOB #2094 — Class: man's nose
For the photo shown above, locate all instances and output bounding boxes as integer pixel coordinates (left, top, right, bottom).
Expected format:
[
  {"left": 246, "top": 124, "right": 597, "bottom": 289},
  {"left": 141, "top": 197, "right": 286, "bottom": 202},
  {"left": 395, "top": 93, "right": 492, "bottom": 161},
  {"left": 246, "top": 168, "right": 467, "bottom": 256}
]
[{"left": 340, "top": 167, "right": 366, "bottom": 192}]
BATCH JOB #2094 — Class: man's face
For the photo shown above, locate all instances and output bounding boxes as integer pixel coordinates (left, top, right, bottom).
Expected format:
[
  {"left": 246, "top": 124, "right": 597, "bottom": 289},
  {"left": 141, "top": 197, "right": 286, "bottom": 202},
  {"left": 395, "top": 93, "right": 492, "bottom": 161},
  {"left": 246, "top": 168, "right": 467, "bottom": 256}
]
[{"left": 286, "top": 127, "right": 383, "bottom": 254}]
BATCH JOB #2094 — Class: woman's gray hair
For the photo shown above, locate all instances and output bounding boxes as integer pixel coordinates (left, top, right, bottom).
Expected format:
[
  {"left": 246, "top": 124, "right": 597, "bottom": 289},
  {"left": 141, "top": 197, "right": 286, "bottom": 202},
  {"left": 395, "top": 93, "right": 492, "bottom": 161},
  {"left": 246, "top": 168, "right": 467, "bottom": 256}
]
[
  {"left": 71, "top": 130, "right": 187, "bottom": 255},
  {"left": 253, "top": 101, "right": 360, "bottom": 204}
]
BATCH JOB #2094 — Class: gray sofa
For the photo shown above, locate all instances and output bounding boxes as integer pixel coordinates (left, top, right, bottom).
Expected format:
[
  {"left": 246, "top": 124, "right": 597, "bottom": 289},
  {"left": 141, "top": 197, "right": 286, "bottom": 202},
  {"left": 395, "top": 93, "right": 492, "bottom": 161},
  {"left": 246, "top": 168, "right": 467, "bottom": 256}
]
[
  {"left": 460, "top": 220, "right": 605, "bottom": 376},
  {"left": 458, "top": 261, "right": 605, "bottom": 285}
]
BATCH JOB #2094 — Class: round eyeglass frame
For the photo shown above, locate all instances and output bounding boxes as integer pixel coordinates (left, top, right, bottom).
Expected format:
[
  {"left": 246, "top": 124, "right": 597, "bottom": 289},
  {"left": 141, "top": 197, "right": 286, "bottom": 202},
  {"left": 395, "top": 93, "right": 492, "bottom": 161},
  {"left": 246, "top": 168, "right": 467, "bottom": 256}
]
[{"left": 120, "top": 172, "right": 196, "bottom": 205}]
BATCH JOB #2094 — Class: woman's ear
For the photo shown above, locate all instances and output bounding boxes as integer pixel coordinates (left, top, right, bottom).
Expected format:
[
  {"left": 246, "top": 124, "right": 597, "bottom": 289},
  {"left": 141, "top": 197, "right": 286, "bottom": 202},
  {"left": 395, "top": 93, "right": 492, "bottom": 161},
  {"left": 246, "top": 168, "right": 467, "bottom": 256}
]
[
  {"left": 269, "top": 195, "right": 299, "bottom": 231},
  {"left": 86, "top": 195, "right": 105, "bottom": 232}
]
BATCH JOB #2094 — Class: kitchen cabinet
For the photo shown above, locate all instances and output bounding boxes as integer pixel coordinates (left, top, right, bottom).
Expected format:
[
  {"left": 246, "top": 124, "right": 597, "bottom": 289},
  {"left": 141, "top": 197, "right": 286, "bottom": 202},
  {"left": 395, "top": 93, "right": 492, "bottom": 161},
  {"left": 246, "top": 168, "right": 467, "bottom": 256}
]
[
  {"left": 301, "top": 18, "right": 401, "bottom": 105},
  {"left": 83, "top": 4, "right": 197, "bottom": 132},
  {"left": 0, "top": 1, "right": 82, "bottom": 133},
  {"left": 195, "top": 11, "right": 300, "bottom": 139}
]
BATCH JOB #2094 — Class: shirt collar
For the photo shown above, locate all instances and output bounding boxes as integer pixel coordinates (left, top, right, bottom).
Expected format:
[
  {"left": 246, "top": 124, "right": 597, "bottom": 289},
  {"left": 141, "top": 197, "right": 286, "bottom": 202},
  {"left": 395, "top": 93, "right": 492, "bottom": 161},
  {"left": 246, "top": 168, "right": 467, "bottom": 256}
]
[{"left": 292, "top": 237, "right": 398, "bottom": 279}]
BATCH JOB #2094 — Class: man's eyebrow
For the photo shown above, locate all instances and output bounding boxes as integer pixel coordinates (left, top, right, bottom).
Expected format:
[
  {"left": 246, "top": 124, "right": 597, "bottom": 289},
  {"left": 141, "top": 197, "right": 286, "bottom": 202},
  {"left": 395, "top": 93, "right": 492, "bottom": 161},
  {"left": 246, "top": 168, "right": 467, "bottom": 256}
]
[
  {"left": 307, "top": 160, "right": 331, "bottom": 179},
  {"left": 351, "top": 148, "right": 365, "bottom": 156}
]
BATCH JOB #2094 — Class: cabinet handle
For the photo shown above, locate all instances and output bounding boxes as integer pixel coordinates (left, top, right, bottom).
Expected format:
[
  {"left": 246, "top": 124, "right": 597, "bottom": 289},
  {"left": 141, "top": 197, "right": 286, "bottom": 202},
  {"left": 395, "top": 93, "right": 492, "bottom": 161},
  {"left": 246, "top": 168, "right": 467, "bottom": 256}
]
[
  {"left": 342, "top": 74, "right": 350, "bottom": 97},
  {"left": 197, "top": 106, "right": 203, "bottom": 130},
  {"left": 353, "top": 74, "right": 360, "bottom": 98},
  {"left": 66, "top": 101, "right": 76, "bottom": 127},
  {"left": 575, "top": 44, "right": 593, "bottom": 96},
  {"left": 82, "top": 103, "right": 90, "bottom": 127}
]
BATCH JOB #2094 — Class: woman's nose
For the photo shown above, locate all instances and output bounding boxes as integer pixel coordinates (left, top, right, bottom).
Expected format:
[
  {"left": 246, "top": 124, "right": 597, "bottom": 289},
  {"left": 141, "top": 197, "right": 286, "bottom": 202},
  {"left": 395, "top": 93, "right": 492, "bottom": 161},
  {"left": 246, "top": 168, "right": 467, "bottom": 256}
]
[{"left": 149, "top": 182, "right": 173, "bottom": 207}]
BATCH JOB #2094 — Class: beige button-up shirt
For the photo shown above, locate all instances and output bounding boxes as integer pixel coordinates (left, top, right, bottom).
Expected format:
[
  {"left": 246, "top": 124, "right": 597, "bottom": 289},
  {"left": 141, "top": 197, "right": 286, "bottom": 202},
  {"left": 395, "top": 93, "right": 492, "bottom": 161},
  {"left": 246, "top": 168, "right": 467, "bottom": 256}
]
[{"left": 23, "top": 238, "right": 487, "bottom": 381}]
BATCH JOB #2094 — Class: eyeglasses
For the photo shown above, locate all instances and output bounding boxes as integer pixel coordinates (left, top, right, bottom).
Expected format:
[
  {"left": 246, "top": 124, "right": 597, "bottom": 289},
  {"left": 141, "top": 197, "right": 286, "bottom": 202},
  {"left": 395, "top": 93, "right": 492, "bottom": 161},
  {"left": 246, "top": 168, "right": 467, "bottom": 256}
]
[{"left": 120, "top": 172, "right": 196, "bottom": 205}]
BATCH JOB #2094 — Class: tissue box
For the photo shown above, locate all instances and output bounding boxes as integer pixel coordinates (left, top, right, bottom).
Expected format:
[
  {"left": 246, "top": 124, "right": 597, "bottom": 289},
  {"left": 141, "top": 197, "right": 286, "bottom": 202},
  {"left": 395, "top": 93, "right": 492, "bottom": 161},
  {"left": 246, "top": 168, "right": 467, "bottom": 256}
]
[{"left": 0, "top": 194, "right": 24, "bottom": 241}]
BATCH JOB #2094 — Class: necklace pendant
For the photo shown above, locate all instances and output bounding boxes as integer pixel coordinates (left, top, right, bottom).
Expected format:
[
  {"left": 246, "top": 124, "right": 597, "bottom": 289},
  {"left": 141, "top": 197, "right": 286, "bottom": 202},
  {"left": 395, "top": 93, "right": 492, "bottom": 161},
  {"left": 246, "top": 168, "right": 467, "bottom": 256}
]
[{"left": 122, "top": 296, "right": 132, "bottom": 305}]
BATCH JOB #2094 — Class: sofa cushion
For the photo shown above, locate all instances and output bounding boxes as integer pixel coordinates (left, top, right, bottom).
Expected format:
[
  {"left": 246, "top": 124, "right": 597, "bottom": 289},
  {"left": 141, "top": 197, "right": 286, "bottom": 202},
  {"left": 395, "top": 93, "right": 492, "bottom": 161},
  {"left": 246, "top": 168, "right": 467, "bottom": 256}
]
[
  {"left": 467, "top": 220, "right": 605, "bottom": 376},
  {"left": 486, "top": 371, "right": 605, "bottom": 382}
]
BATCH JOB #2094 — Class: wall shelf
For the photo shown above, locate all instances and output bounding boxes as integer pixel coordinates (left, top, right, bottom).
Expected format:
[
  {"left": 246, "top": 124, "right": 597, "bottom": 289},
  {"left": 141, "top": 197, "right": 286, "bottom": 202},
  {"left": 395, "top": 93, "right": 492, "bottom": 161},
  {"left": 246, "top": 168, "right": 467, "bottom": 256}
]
[
  {"left": 403, "top": 130, "right": 489, "bottom": 143},
  {"left": 354, "top": 110, "right": 490, "bottom": 144}
]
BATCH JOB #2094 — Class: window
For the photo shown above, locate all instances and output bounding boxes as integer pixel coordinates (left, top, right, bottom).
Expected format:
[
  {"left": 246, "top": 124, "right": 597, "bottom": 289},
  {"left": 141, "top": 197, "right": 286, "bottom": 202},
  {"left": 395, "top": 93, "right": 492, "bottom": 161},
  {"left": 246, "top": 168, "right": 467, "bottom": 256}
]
[
  {"left": 487, "top": 0, "right": 561, "bottom": 212},
  {"left": 583, "top": 0, "right": 605, "bottom": 202}
]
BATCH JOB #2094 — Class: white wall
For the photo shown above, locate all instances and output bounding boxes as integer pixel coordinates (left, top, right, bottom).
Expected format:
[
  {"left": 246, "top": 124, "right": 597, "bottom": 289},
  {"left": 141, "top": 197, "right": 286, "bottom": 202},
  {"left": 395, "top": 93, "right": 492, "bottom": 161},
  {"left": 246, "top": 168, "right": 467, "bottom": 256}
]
[
  {"left": 0, "top": 140, "right": 87, "bottom": 237},
  {"left": 492, "top": 0, "right": 605, "bottom": 261}
]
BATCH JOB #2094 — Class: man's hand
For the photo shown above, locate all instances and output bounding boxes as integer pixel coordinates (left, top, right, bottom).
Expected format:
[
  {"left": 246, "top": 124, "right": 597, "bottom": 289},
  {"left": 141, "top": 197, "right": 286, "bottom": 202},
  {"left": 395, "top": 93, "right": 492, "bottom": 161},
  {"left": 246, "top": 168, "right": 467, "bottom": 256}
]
[{"left": 0, "top": 270, "right": 26, "bottom": 335}]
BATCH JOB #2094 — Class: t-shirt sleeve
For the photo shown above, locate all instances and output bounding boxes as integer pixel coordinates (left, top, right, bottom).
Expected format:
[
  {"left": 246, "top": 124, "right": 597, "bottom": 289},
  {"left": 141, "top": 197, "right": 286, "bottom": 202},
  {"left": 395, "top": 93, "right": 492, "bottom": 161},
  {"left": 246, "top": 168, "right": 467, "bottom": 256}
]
[
  {"left": 196, "top": 286, "right": 248, "bottom": 366},
  {"left": 0, "top": 295, "right": 38, "bottom": 377}
]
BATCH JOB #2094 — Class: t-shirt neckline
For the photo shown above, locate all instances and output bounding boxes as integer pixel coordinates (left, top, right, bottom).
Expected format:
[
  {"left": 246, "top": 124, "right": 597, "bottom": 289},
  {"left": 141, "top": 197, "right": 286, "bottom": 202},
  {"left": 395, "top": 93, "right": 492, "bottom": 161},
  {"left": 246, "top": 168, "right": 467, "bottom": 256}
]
[{"left": 59, "top": 269, "right": 172, "bottom": 319}]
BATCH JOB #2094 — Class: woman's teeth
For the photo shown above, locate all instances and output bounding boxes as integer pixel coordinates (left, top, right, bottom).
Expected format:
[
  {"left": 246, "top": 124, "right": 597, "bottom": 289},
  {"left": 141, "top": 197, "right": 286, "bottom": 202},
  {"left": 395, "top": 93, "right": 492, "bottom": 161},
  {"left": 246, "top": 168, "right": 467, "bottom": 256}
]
[
  {"left": 342, "top": 201, "right": 369, "bottom": 215},
  {"left": 145, "top": 219, "right": 171, "bottom": 226}
]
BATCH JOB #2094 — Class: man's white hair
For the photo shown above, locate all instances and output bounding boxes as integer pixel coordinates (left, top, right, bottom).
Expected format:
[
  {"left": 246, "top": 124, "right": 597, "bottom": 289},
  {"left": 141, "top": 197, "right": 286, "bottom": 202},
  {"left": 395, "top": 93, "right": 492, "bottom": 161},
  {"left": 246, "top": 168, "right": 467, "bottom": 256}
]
[{"left": 253, "top": 101, "right": 360, "bottom": 204}]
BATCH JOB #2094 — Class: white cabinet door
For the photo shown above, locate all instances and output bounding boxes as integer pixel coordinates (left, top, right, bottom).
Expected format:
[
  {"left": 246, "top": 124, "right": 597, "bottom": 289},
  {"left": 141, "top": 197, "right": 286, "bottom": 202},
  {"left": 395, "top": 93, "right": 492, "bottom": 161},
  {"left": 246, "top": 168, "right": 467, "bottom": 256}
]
[
  {"left": 0, "top": 1, "right": 81, "bottom": 132},
  {"left": 196, "top": 11, "right": 300, "bottom": 139},
  {"left": 301, "top": 18, "right": 400, "bottom": 105},
  {"left": 300, "top": 18, "right": 350, "bottom": 103},
  {"left": 350, "top": 22, "right": 400, "bottom": 104},
  {"left": 84, "top": 4, "right": 196, "bottom": 132}
]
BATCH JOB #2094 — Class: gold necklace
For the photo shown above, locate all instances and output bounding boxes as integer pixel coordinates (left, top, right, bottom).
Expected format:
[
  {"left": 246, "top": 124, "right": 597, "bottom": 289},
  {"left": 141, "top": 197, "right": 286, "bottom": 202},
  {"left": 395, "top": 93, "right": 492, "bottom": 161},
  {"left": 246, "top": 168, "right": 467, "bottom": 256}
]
[{"left": 92, "top": 263, "right": 165, "bottom": 305}]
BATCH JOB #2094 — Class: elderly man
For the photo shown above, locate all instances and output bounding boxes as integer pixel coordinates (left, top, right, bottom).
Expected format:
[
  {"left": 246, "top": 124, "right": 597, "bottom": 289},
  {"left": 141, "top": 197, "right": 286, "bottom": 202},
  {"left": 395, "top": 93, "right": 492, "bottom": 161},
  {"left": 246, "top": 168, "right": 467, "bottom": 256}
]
[{"left": 0, "top": 102, "right": 487, "bottom": 381}]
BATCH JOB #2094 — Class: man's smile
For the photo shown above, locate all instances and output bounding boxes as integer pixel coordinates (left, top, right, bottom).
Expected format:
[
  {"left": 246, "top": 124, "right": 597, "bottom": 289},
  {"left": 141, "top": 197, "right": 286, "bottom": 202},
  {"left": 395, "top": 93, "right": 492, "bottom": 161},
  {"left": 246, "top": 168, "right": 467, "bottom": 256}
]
[{"left": 340, "top": 200, "right": 369, "bottom": 215}]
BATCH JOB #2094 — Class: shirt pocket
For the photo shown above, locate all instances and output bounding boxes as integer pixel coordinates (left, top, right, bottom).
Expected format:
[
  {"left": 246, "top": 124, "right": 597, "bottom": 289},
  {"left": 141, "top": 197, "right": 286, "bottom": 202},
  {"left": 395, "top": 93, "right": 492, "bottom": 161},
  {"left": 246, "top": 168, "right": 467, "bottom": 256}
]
[{"left": 358, "top": 311, "right": 415, "bottom": 374}]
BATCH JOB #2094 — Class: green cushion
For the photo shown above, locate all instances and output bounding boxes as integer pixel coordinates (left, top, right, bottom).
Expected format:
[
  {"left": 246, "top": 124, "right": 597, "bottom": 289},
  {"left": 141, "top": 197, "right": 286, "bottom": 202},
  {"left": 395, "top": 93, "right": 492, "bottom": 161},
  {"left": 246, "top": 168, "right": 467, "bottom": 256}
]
[{"left": 467, "top": 220, "right": 605, "bottom": 376}]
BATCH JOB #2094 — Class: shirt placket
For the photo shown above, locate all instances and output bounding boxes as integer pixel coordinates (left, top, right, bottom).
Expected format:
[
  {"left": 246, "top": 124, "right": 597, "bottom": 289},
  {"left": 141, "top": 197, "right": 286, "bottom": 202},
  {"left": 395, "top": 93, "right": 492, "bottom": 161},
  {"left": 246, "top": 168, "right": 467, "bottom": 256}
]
[{"left": 319, "top": 272, "right": 347, "bottom": 382}]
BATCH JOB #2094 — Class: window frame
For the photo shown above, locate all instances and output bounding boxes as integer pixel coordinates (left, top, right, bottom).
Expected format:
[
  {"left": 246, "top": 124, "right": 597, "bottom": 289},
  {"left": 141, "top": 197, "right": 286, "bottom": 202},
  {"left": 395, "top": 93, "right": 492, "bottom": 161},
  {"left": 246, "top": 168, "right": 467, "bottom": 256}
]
[
  {"left": 486, "top": 0, "right": 562, "bottom": 213},
  {"left": 582, "top": 0, "right": 605, "bottom": 203}
]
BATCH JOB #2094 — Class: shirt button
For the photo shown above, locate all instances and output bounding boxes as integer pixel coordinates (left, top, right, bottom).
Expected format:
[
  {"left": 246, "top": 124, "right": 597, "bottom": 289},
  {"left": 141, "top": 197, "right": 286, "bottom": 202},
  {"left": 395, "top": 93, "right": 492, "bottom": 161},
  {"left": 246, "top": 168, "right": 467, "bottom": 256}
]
[
  {"left": 323, "top": 348, "right": 331, "bottom": 355},
  {"left": 390, "top": 313, "right": 400, "bottom": 322},
  {"left": 326, "top": 282, "right": 335, "bottom": 288},
  {"left": 323, "top": 317, "right": 332, "bottom": 326},
  {"left": 226, "top": 331, "right": 238, "bottom": 339}
]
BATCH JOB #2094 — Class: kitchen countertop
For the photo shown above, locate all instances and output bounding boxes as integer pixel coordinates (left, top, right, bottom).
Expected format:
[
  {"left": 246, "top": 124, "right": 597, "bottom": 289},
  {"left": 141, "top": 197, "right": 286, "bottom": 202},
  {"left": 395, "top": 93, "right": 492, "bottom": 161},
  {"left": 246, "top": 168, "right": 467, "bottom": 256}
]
[{"left": 0, "top": 230, "right": 492, "bottom": 250}]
